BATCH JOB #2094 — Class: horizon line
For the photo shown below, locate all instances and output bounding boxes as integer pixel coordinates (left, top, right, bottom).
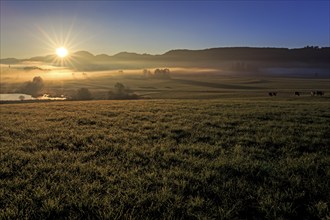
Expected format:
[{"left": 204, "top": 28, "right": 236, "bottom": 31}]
[{"left": 1, "top": 45, "right": 330, "bottom": 60}]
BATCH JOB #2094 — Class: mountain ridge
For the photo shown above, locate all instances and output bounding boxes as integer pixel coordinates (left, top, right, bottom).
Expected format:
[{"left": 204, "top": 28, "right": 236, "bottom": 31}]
[
  {"left": 1, "top": 46, "right": 329, "bottom": 61},
  {"left": 1, "top": 47, "right": 329, "bottom": 72}
]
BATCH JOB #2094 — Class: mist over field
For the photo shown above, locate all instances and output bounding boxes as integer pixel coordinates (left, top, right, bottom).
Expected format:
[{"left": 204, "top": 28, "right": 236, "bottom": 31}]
[{"left": 1, "top": 47, "right": 329, "bottom": 101}]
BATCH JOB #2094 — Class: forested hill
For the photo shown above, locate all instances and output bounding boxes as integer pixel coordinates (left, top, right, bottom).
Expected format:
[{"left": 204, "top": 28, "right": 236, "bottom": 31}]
[
  {"left": 161, "top": 47, "right": 330, "bottom": 63},
  {"left": 1, "top": 47, "right": 329, "bottom": 71}
]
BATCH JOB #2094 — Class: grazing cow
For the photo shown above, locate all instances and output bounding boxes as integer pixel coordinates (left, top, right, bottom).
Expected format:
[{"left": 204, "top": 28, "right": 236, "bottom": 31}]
[
  {"left": 316, "top": 90, "right": 324, "bottom": 96},
  {"left": 311, "top": 90, "right": 325, "bottom": 96},
  {"left": 269, "top": 92, "right": 273, "bottom": 96},
  {"left": 273, "top": 92, "right": 277, "bottom": 96},
  {"left": 294, "top": 92, "right": 300, "bottom": 96}
]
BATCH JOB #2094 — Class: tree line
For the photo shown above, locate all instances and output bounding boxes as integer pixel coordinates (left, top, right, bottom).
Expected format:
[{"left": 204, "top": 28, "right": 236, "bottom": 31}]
[
  {"left": 75, "top": 83, "right": 138, "bottom": 100},
  {"left": 143, "top": 68, "right": 171, "bottom": 79}
]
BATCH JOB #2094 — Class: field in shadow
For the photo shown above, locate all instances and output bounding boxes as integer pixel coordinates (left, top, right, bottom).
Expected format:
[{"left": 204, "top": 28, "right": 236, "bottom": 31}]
[
  {"left": 1, "top": 98, "right": 329, "bottom": 219},
  {"left": 171, "top": 78, "right": 262, "bottom": 90}
]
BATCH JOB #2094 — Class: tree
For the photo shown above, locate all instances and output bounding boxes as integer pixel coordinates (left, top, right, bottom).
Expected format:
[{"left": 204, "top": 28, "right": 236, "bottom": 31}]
[
  {"left": 76, "top": 88, "right": 93, "bottom": 100},
  {"left": 143, "top": 69, "right": 152, "bottom": 78},
  {"left": 19, "top": 76, "right": 44, "bottom": 97},
  {"left": 114, "top": 82, "right": 126, "bottom": 94},
  {"left": 18, "top": 95, "right": 25, "bottom": 101},
  {"left": 108, "top": 82, "right": 138, "bottom": 100},
  {"left": 154, "top": 68, "right": 171, "bottom": 79}
]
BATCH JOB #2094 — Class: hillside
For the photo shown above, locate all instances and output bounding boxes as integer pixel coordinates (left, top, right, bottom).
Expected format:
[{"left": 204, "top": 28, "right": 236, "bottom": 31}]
[
  {"left": 163, "top": 47, "right": 330, "bottom": 62},
  {"left": 1, "top": 47, "right": 329, "bottom": 72}
]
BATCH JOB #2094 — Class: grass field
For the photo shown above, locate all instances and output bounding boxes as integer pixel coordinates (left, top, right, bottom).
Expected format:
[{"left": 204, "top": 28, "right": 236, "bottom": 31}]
[{"left": 1, "top": 97, "right": 329, "bottom": 219}]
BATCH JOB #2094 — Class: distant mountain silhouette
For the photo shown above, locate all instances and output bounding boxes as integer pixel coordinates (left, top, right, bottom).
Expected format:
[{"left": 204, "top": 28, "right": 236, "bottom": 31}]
[
  {"left": 73, "top": 51, "right": 95, "bottom": 58},
  {"left": 1, "top": 47, "right": 329, "bottom": 73},
  {"left": 0, "top": 58, "right": 21, "bottom": 64},
  {"left": 28, "top": 55, "right": 55, "bottom": 62},
  {"left": 113, "top": 52, "right": 141, "bottom": 58},
  {"left": 95, "top": 54, "right": 111, "bottom": 61},
  {"left": 112, "top": 52, "right": 153, "bottom": 60},
  {"left": 162, "top": 47, "right": 330, "bottom": 62}
]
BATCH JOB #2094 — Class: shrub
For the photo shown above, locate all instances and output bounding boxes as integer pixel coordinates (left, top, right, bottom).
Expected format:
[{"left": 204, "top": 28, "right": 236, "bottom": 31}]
[
  {"left": 108, "top": 83, "right": 138, "bottom": 100},
  {"left": 18, "top": 76, "right": 44, "bottom": 97},
  {"left": 76, "top": 88, "right": 93, "bottom": 100}
]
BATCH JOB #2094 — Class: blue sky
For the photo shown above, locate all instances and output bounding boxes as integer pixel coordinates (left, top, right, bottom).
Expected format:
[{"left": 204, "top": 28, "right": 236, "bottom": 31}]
[{"left": 1, "top": 1, "right": 329, "bottom": 58}]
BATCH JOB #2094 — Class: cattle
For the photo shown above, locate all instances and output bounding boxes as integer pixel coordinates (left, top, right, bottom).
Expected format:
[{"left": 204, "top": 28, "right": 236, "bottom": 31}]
[
  {"left": 311, "top": 90, "right": 325, "bottom": 96},
  {"left": 294, "top": 92, "right": 300, "bottom": 96},
  {"left": 316, "top": 91, "right": 324, "bottom": 96},
  {"left": 268, "top": 92, "right": 277, "bottom": 96}
]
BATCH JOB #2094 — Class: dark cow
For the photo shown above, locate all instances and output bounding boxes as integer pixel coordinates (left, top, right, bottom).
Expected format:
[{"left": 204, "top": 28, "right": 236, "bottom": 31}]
[
  {"left": 294, "top": 92, "right": 300, "bottom": 96},
  {"left": 316, "top": 91, "right": 324, "bottom": 96},
  {"left": 268, "top": 92, "right": 277, "bottom": 96},
  {"left": 311, "top": 90, "right": 325, "bottom": 96}
]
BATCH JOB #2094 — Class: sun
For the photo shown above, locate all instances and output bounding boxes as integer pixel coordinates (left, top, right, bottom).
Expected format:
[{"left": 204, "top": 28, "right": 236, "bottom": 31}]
[{"left": 56, "top": 47, "right": 68, "bottom": 58}]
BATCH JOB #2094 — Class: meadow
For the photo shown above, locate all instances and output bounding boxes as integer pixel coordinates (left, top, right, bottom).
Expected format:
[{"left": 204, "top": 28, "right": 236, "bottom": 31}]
[
  {"left": 1, "top": 96, "right": 329, "bottom": 219},
  {"left": 1, "top": 64, "right": 330, "bottom": 100}
]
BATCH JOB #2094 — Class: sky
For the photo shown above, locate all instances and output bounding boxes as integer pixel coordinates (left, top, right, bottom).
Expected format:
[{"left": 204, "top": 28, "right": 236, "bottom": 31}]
[{"left": 1, "top": 0, "right": 329, "bottom": 58}]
